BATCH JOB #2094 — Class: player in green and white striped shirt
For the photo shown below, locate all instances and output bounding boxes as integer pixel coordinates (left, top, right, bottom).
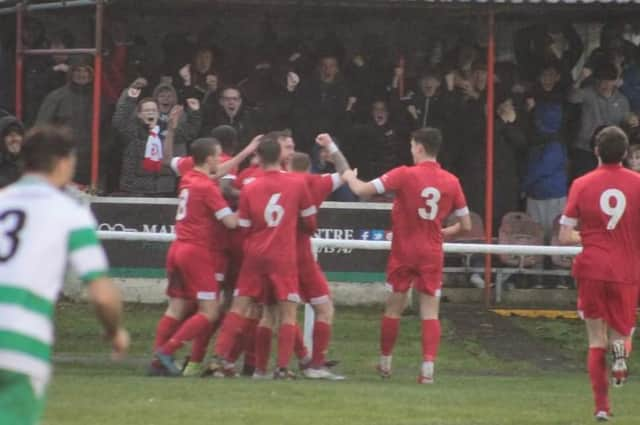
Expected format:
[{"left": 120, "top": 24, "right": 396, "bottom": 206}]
[{"left": 0, "top": 126, "right": 129, "bottom": 425}]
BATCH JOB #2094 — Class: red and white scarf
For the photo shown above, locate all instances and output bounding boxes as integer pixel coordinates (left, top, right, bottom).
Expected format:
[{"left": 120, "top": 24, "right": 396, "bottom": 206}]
[{"left": 142, "top": 126, "right": 163, "bottom": 173}]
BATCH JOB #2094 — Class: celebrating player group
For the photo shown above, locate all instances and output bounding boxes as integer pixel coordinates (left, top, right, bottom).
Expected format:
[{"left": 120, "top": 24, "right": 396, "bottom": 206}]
[{"left": 0, "top": 119, "right": 638, "bottom": 423}]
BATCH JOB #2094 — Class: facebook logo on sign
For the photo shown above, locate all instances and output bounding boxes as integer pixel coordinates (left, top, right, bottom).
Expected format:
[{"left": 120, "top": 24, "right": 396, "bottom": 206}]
[{"left": 358, "top": 230, "right": 371, "bottom": 240}]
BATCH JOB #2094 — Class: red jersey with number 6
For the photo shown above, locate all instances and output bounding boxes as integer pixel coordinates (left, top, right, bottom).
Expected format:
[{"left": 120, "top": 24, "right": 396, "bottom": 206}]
[
  {"left": 560, "top": 164, "right": 640, "bottom": 285},
  {"left": 175, "top": 168, "right": 233, "bottom": 250},
  {"left": 237, "top": 170, "right": 317, "bottom": 270},
  {"left": 372, "top": 161, "right": 468, "bottom": 265}
]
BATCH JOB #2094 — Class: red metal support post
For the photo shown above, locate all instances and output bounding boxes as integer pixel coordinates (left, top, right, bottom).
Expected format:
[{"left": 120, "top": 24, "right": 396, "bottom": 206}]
[
  {"left": 15, "top": 1, "right": 24, "bottom": 120},
  {"left": 90, "top": 0, "right": 104, "bottom": 190},
  {"left": 484, "top": 9, "right": 496, "bottom": 308}
]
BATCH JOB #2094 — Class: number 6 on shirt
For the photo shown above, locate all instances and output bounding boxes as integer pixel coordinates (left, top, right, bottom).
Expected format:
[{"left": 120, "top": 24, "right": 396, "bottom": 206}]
[
  {"left": 419, "top": 187, "right": 441, "bottom": 220},
  {"left": 599, "top": 189, "right": 626, "bottom": 230},
  {"left": 264, "top": 193, "right": 285, "bottom": 227}
]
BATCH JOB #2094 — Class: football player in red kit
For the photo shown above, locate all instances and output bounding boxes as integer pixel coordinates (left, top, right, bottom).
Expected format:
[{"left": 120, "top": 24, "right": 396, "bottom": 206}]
[
  {"left": 342, "top": 128, "right": 471, "bottom": 384},
  {"left": 559, "top": 126, "right": 640, "bottom": 422},
  {"left": 207, "top": 135, "right": 317, "bottom": 379},
  {"left": 152, "top": 138, "right": 239, "bottom": 376}
]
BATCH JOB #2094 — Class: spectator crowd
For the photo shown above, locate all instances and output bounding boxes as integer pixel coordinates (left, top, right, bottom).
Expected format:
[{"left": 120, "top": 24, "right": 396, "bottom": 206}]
[{"left": 2, "top": 17, "right": 640, "bottom": 242}]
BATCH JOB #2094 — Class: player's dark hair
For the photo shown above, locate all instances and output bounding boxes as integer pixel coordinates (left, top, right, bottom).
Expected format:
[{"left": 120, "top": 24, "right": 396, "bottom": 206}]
[
  {"left": 22, "top": 125, "right": 76, "bottom": 173},
  {"left": 191, "top": 137, "right": 220, "bottom": 166},
  {"left": 257, "top": 135, "right": 281, "bottom": 166},
  {"left": 412, "top": 127, "right": 442, "bottom": 157},
  {"left": 265, "top": 129, "right": 292, "bottom": 141},
  {"left": 291, "top": 152, "right": 311, "bottom": 172},
  {"left": 596, "top": 126, "right": 629, "bottom": 164},
  {"left": 210, "top": 125, "right": 237, "bottom": 154}
]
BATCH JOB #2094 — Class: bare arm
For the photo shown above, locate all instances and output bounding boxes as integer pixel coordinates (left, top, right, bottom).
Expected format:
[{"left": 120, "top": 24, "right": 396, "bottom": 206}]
[
  {"left": 442, "top": 214, "right": 472, "bottom": 237},
  {"left": 87, "top": 277, "right": 129, "bottom": 359},
  {"left": 315, "top": 133, "right": 351, "bottom": 174},
  {"left": 214, "top": 134, "right": 263, "bottom": 179},
  {"left": 162, "top": 106, "right": 184, "bottom": 165},
  {"left": 342, "top": 169, "right": 378, "bottom": 198}
]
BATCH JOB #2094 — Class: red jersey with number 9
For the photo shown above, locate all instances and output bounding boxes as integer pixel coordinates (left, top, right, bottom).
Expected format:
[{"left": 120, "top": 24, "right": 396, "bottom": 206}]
[
  {"left": 560, "top": 164, "right": 640, "bottom": 284},
  {"left": 372, "top": 161, "right": 468, "bottom": 265},
  {"left": 237, "top": 170, "right": 317, "bottom": 270}
]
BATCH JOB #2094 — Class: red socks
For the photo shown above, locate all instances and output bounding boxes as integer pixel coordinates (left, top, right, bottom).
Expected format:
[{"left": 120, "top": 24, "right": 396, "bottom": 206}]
[
  {"left": 242, "top": 318, "right": 259, "bottom": 368},
  {"left": 277, "top": 324, "right": 297, "bottom": 369},
  {"left": 214, "top": 312, "right": 248, "bottom": 360},
  {"left": 153, "top": 315, "right": 180, "bottom": 350},
  {"left": 255, "top": 325, "right": 273, "bottom": 373},
  {"left": 294, "top": 324, "right": 309, "bottom": 360},
  {"left": 311, "top": 321, "right": 331, "bottom": 368},
  {"left": 588, "top": 347, "right": 609, "bottom": 414},
  {"left": 421, "top": 319, "right": 441, "bottom": 362},
  {"left": 190, "top": 318, "right": 223, "bottom": 363},
  {"left": 160, "top": 313, "right": 210, "bottom": 355},
  {"left": 380, "top": 316, "right": 400, "bottom": 356}
]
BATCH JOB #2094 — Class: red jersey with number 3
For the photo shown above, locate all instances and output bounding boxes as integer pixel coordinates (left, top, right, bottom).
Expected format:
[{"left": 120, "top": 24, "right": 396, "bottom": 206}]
[
  {"left": 175, "top": 168, "right": 233, "bottom": 250},
  {"left": 560, "top": 164, "right": 640, "bottom": 284},
  {"left": 238, "top": 170, "right": 317, "bottom": 269},
  {"left": 372, "top": 161, "right": 468, "bottom": 264}
]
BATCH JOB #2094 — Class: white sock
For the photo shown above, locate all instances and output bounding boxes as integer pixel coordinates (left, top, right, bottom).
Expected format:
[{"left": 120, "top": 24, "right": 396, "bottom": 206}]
[
  {"left": 421, "top": 361, "right": 434, "bottom": 377},
  {"left": 380, "top": 355, "right": 392, "bottom": 371}
]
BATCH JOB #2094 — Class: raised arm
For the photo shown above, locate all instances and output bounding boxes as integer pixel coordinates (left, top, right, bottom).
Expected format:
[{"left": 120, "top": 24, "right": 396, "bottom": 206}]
[
  {"left": 214, "top": 134, "right": 263, "bottom": 179},
  {"left": 315, "top": 133, "right": 351, "bottom": 174}
]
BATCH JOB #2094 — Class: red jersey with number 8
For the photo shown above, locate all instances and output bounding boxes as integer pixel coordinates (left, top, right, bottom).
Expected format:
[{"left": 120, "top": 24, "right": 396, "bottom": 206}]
[
  {"left": 237, "top": 170, "right": 317, "bottom": 269},
  {"left": 174, "top": 168, "right": 233, "bottom": 250},
  {"left": 372, "top": 161, "right": 468, "bottom": 265},
  {"left": 560, "top": 164, "right": 640, "bottom": 284}
]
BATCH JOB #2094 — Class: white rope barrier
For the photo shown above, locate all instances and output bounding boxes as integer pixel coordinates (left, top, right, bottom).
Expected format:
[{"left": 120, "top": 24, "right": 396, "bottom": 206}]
[{"left": 97, "top": 231, "right": 583, "bottom": 256}]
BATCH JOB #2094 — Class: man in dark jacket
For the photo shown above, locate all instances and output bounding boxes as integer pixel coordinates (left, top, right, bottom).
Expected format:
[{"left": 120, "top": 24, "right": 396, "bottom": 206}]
[
  {"left": 36, "top": 55, "right": 104, "bottom": 186},
  {"left": 0, "top": 115, "right": 24, "bottom": 188},
  {"left": 293, "top": 54, "right": 354, "bottom": 154},
  {"left": 201, "top": 86, "right": 260, "bottom": 150}
]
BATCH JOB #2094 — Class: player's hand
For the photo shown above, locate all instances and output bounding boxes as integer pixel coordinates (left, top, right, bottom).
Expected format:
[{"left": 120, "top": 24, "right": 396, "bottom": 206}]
[
  {"left": 109, "top": 328, "right": 130, "bottom": 361},
  {"left": 315, "top": 133, "right": 334, "bottom": 147},
  {"left": 247, "top": 134, "right": 264, "bottom": 152},
  {"left": 168, "top": 105, "right": 184, "bottom": 129},
  {"left": 186, "top": 97, "right": 200, "bottom": 111},
  {"left": 341, "top": 168, "right": 357, "bottom": 182}
]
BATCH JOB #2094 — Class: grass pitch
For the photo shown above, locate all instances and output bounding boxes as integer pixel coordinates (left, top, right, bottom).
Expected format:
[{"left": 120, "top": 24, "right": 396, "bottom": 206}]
[{"left": 44, "top": 303, "right": 639, "bottom": 425}]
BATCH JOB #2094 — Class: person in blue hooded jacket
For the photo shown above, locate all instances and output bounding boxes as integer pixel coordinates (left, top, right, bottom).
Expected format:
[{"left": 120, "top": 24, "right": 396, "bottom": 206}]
[{"left": 522, "top": 61, "right": 568, "bottom": 242}]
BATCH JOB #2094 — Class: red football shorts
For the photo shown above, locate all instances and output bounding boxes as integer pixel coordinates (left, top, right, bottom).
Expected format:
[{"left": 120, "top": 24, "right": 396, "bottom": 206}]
[
  {"left": 298, "top": 259, "right": 331, "bottom": 305},
  {"left": 235, "top": 259, "right": 300, "bottom": 305},
  {"left": 166, "top": 241, "right": 220, "bottom": 301},
  {"left": 386, "top": 255, "right": 443, "bottom": 296},
  {"left": 577, "top": 279, "right": 639, "bottom": 337}
]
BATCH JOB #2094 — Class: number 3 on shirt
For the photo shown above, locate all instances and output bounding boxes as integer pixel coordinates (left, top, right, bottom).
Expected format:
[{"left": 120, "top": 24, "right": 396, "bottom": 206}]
[
  {"left": 419, "top": 187, "right": 441, "bottom": 220},
  {"left": 264, "top": 193, "right": 284, "bottom": 227},
  {"left": 599, "top": 189, "right": 626, "bottom": 230},
  {"left": 176, "top": 189, "right": 189, "bottom": 221}
]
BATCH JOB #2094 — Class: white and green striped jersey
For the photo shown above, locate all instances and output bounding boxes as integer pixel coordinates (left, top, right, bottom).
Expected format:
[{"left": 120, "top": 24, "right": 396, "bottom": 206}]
[{"left": 0, "top": 176, "right": 109, "bottom": 382}]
